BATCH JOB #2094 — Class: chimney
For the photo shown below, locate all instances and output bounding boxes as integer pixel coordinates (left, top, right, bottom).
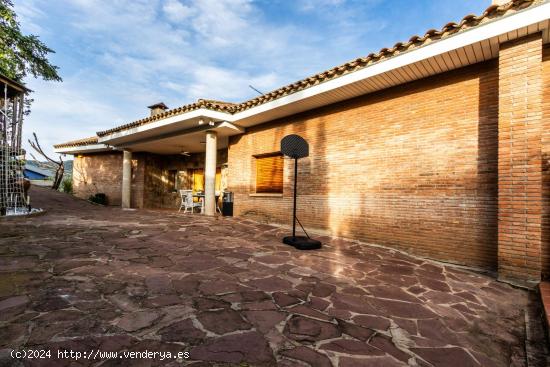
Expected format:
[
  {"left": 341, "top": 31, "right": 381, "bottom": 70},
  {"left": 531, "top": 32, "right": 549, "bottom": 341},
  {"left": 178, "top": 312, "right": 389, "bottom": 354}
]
[
  {"left": 147, "top": 102, "right": 168, "bottom": 117},
  {"left": 492, "top": 0, "right": 509, "bottom": 5}
]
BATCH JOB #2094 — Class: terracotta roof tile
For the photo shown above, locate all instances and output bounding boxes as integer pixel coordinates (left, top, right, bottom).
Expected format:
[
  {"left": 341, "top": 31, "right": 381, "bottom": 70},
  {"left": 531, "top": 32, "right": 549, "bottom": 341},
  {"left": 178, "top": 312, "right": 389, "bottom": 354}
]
[
  {"left": 97, "top": 98, "right": 236, "bottom": 137},
  {"left": 91, "top": 0, "right": 540, "bottom": 138},
  {"left": 197, "top": 99, "right": 237, "bottom": 108},
  {"left": 54, "top": 136, "right": 99, "bottom": 149}
]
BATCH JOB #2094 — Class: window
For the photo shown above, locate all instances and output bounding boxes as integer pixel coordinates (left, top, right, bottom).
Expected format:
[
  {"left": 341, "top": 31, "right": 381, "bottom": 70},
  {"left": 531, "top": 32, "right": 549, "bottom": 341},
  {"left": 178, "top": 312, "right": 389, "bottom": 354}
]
[
  {"left": 191, "top": 169, "right": 204, "bottom": 192},
  {"left": 255, "top": 153, "right": 284, "bottom": 194},
  {"left": 189, "top": 168, "right": 222, "bottom": 192}
]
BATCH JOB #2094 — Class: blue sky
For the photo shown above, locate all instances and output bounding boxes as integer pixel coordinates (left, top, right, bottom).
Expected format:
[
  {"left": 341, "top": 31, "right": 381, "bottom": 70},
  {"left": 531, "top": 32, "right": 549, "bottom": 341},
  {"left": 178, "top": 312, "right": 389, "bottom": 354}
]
[{"left": 14, "top": 0, "right": 488, "bottom": 157}]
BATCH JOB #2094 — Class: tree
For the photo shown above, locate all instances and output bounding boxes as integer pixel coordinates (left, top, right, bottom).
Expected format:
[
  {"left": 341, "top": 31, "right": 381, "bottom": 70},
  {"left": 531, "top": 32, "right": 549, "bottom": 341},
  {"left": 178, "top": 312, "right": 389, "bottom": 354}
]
[
  {"left": 28, "top": 133, "right": 64, "bottom": 191},
  {"left": 0, "top": 0, "right": 61, "bottom": 82}
]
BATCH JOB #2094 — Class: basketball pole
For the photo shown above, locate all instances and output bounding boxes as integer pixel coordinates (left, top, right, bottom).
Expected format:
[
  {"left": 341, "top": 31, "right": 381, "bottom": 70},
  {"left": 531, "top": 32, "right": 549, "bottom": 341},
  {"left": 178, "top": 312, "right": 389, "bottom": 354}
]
[{"left": 280, "top": 133, "right": 322, "bottom": 250}]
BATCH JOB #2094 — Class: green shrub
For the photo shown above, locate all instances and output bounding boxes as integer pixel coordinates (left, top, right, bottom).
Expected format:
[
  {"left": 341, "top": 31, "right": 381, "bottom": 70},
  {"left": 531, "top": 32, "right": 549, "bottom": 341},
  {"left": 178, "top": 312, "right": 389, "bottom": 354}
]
[
  {"left": 61, "top": 177, "right": 73, "bottom": 194},
  {"left": 88, "top": 193, "right": 108, "bottom": 205}
]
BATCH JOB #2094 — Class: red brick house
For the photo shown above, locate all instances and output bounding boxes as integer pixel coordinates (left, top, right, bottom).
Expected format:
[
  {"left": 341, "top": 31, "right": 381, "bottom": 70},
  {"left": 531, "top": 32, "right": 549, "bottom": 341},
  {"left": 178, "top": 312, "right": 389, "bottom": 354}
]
[{"left": 55, "top": 0, "right": 550, "bottom": 286}]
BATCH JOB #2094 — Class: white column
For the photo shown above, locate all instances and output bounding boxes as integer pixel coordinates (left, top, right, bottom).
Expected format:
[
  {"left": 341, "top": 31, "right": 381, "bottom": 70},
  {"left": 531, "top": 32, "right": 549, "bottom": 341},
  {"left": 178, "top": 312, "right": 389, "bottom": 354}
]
[
  {"left": 204, "top": 130, "right": 217, "bottom": 216},
  {"left": 121, "top": 150, "right": 132, "bottom": 209}
]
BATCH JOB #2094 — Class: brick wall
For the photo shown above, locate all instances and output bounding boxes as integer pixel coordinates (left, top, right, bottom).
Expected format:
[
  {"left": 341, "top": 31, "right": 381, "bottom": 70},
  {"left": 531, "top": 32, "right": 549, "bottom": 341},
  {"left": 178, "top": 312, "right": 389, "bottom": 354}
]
[
  {"left": 73, "top": 152, "right": 123, "bottom": 205},
  {"left": 73, "top": 151, "right": 145, "bottom": 208},
  {"left": 498, "top": 34, "right": 543, "bottom": 284},
  {"left": 228, "top": 60, "right": 500, "bottom": 269}
]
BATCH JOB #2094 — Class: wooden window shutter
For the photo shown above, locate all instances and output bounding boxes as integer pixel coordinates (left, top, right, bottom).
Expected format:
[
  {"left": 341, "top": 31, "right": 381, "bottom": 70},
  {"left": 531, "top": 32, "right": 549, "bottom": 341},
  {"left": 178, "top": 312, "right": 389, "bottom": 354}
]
[{"left": 256, "top": 154, "right": 283, "bottom": 193}]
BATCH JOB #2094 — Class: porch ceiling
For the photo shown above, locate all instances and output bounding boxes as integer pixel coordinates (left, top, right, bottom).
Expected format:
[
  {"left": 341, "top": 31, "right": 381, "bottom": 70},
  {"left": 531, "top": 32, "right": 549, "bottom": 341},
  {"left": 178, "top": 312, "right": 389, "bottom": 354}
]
[
  {"left": 102, "top": 119, "right": 242, "bottom": 155},
  {"left": 124, "top": 132, "right": 229, "bottom": 155}
]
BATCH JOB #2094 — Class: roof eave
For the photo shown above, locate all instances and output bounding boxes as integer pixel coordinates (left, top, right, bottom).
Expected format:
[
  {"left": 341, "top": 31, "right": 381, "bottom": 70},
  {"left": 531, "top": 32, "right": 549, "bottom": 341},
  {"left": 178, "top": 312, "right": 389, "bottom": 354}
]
[
  {"left": 0, "top": 74, "right": 30, "bottom": 94},
  {"left": 54, "top": 144, "right": 114, "bottom": 155},
  {"left": 98, "top": 108, "right": 234, "bottom": 145}
]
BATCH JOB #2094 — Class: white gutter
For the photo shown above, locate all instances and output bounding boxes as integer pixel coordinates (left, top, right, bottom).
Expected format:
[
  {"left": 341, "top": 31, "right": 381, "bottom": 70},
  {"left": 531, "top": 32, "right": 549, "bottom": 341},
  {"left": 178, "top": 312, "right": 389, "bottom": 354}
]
[
  {"left": 99, "top": 108, "right": 233, "bottom": 143},
  {"left": 54, "top": 144, "right": 113, "bottom": 155}
]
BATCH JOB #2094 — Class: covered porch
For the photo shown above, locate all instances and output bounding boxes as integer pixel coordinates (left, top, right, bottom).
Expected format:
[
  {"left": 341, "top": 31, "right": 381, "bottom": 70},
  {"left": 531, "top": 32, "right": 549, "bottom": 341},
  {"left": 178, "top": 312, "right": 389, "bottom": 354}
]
[
  {"left": 58, "top": 105, "right": 245, "bottom": 215},
  {"left": 105, "top": 109, "right": 244, "bottom": 216}
]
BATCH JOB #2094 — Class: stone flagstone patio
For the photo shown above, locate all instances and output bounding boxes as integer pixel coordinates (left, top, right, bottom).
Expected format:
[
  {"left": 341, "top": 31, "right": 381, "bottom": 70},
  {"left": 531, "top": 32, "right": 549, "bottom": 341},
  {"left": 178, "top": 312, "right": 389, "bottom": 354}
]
[{"left": 0, "top": 186, "right": 548, "bottom": 366}]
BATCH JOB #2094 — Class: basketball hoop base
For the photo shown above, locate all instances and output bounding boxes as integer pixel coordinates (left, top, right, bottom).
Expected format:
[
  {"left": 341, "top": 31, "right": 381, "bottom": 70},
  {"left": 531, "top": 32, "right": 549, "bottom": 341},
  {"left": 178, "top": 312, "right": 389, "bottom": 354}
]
[{"left": 283, "top": 236, "right": 322, "bottom": 250}]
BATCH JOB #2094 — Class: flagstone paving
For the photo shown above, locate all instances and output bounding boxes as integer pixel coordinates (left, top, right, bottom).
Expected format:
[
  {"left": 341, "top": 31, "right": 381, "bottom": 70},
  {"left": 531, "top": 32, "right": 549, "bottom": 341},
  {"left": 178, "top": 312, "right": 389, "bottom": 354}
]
[{"left": 0, "top": 186, "right": 548, "bottom": 366}]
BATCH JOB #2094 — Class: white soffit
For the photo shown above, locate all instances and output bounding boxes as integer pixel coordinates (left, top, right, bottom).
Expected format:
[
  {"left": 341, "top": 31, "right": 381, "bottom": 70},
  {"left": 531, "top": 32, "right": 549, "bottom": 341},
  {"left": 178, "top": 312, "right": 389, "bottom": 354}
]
[
  {"left": 121, "top": 135, "right": 230, "bottom": 155},
  {"left": 99, "top": 109, "right": 232, "bottom": 144}
]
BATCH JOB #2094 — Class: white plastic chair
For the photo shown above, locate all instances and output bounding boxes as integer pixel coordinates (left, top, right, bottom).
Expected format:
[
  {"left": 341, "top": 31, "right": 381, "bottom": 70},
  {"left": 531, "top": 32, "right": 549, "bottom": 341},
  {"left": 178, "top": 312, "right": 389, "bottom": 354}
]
[
  {"left": 215, "top": 191, "right": 222, "bottom": 214},
  {"left": 179, "top": 190, "right": 201, "bottom": 213}
]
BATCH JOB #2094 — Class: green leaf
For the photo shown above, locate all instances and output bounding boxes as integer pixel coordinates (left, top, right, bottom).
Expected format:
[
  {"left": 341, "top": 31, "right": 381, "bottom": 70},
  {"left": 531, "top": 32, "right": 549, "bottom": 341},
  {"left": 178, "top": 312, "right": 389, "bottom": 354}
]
[{"left": 0, "top": 0, "right": 62, "bottom": 83}]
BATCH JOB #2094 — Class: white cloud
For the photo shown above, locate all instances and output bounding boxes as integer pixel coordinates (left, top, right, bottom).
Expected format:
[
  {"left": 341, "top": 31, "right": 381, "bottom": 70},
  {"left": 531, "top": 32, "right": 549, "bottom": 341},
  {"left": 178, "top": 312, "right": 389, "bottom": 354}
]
[
  {"left": 189, "top": 0, "right": 253, "bottom": 47},
  {"left": 187, "top": 65, "right": 281, "bottom": 101},
  {"left": 163, "top": 0, "right": 195, "bottom": 22},
  {"left": 22, "top": 76, "right": 126, "bottom": 161},
  {"left": 12, "top": 0, "right": 488, "bottom": 158},
  {"left": 299, "top": 0, "right": 346, "bottom": 11},
  {"left": 14, "top": 0, "right": 370, "bottom": 156},
  {"left": 12, "top": 0, "right": 45, "bottom": 34}
]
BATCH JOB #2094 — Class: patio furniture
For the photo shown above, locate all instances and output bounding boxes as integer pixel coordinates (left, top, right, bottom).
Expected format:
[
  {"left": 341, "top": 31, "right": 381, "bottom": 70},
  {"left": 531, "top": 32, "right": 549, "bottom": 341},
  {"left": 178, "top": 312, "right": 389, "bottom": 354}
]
[
  {"left": 215, "top": 191, "right": 222, "bottom": 214},
  {"left": 194, "top": 192, "right": 222, "bottom": 214},
  {"left": 179, "top": 190, "right": 201, "bottom": 213}
]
